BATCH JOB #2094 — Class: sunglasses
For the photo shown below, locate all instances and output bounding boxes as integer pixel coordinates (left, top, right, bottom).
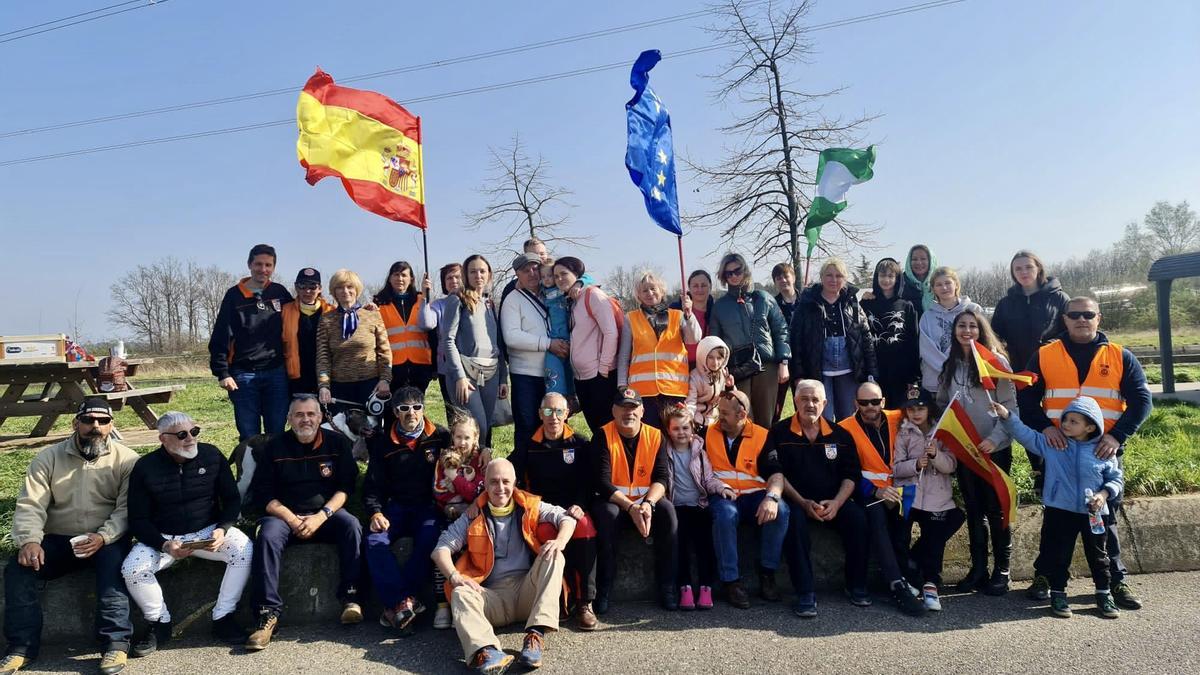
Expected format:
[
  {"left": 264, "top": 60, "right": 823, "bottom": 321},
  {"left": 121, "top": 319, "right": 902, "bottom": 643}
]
[
  {"left": 1065, "top": 311, "right": 1098, "bottom": 320},
  {"left": 719, "top": 390, "right": 746, "bottom": 409},
  {"left": 723, "top": 266, "right": 744, "bottom": 278},
  {"left": 856, "top": 398, "right": 884, "bottom": 407},
  {"left": 78, "top": 416, "right": 112, "bottom": 425},
  {"left": 163, "top": 427, "right": 201, "bottom": 440},
  {"left": 394, "top": 404, "right": 424, "bottom": 412},
  {"left": 541, "top": 407, "right": 568, "bottom": 419},
  {"left": 296, "top": 283, "right": 321, "bottom": 291}
]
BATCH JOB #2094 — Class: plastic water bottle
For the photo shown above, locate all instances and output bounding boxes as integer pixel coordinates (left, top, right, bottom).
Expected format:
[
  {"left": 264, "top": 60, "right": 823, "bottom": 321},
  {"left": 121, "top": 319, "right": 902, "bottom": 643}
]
[{"left": 1083, "top": 489, "right": 1106, "bottom": 534}]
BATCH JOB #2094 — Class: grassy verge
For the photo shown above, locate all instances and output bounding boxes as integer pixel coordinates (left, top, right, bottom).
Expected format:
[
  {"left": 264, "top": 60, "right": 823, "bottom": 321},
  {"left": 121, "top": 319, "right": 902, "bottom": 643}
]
[
  {"left": 1143, "top": 365, "right": 1200, "bottom": 385},
  {"left": 1106, "top": 328, "right": 1200, "bottom": 350}
]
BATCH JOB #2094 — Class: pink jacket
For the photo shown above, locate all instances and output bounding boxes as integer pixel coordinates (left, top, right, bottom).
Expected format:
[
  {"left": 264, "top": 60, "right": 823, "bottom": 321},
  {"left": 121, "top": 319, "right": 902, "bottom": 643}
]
[
  {"left": 893, "top": 418, "right": 958, "bottom": 513},
  {"left": 664, "top": 436, "right": 727, "bottom": 508},
  {"left": 685, "top": 336, "right": 732, "bottom": 427},
  {"left": 569, "top": 285, "right": 620, "bottom": 380}
]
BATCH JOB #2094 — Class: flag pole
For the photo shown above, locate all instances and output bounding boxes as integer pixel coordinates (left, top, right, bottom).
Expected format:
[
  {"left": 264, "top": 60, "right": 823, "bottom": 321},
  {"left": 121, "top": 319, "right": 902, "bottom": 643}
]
[
  {"left": 676, "top": 235, "right": 687, "bottom": 303},
  {"left": 417, "top": 125, "right": 430, "bottom": 285}
]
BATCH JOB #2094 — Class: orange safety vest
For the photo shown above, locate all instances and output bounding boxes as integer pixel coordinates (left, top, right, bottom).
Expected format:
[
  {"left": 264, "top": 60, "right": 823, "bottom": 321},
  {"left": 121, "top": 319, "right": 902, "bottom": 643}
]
[
  {"left": 704, "top": 422, "right": 769, "bottom": 495},
  {"left": 839, "top": 410, "right": 902, "bottom": 489},
  {"left": 1039, "top": 340, "right": 1126, "bottom": 433},
  {"left": 602, "top": 421, "right": 662, "bottom": 499},
  {"left": 627, "top": 309, "right": 689, "bottom": 397},
  {"left": 281, "top": 298, "right": 333, "bottom": 379},
  {"left": 379, "top": 297, "right": 433, "bottom": 366},
  {"left": 444, "top": 489, "right": 546, "bottom": 601}
]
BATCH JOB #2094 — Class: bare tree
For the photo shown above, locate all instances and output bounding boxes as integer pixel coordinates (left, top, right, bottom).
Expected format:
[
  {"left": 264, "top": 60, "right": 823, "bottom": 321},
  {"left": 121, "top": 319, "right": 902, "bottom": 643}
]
[
  {"left": 604, "top": 262, "right": 664, "bottom": 310},
  {"left": 687, "top": 0, "right": 878, "bottom": 272},
  {"left": 108, "top": 260, "right": 236, "bottom": 353}
]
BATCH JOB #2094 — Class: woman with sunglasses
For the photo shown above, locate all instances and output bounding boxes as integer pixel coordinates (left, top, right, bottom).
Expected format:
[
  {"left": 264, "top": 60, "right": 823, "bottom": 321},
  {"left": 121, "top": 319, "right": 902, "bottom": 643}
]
[
  {"left": 706, "top": 252, "right": 791, "bottom": 428},
  {"left": 936, "top": 309, "right": 1017, "bottom": 596},
  {"left": 442, "top": 255, "right": 507, "bottom": 444},
  {"left": 417, "top": 263, "right": 464, "bottom": 422}
]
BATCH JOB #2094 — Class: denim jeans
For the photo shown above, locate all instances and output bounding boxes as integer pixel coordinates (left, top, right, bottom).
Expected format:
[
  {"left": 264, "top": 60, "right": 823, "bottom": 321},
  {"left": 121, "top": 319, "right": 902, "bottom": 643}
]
[
  {"left": 708, "top": 492, "right": 790, "bottom": 583},
  {"left": 821, "top": 373, "right": 858, "bottom": 422},
  {"left": 365, "top": 503, "right": 441, "bottom": 609},
  {"left": 228, "top": 366, "right": 289, "bottom": 442},
  {"left": 508, "top": 373, "right": 546, "bottom": 454}
]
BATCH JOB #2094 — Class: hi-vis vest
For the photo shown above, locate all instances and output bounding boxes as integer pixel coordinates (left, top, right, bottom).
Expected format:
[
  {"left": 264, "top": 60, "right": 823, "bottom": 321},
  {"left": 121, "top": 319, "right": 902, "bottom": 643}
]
[
  {"left": 603, "top": 421, "right": 662, "bottom": 499},
  {"left": 281, "top": 299, "right": 333, "bottom": 379},
  {"left": 380, "top": 297, "right": 432, "bottom": 366},
  {"left": 444, "top": 490, "right": 545, "bottom": 601},
  {"left": 1039, "top": 340, "right": 1126, "bottom": 433},
  {"left": 705, "top": 423, "right": 769, "bottom": 495},
  {"left": 627, "top": 309, "right": 689, "bottom": 397},
  {"left": 839, "top": 410, "right": 902, "bottom": 489}
]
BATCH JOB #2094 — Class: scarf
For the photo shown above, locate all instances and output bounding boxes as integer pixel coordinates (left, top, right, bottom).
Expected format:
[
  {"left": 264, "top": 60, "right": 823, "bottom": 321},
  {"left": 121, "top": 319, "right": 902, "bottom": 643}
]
[
  {"left": 904, "top": 248, "right": 940, "bottom": 311},
  {"left": 340, "top": 303, "right": 362, "bottom": 340},
  {"left": 640, "top": 302, "right": 670, "bottom": 337},
  {"left": 488, "top": 501, "right": 515, "bottom": 517}
]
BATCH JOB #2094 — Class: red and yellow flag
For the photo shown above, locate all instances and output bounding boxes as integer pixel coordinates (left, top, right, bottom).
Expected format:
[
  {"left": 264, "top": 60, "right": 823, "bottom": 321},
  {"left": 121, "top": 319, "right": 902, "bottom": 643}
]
[
  {"left": 933, "top": 395, "right": 1018, "bottom": 528},
  {"left": 971, "top": 340, "right": 1038, "bottom": 391},
  {"left": 296, "top": 69, "right": 426, "bottom": 228}
]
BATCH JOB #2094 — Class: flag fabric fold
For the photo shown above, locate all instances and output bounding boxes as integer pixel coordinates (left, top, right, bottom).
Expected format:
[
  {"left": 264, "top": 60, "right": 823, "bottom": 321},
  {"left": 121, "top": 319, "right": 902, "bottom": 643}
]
[
  {"left": 625, "top": 49, "right": 681, "bottom": 236},
  {"left": 805, "top": 146, "right": 876, "bottom": 256},
  {"left": 296, "top": 68, "right": 427, "bottom": 228},
  {"left": 933, "top": 393, "right": 1018, "bottom": 528},
  {"left": 897, "top": 484, "right": 917, "bottom": 519},
  {"left": 971, "top": 340, "right": 1039, "bottom": 391}
]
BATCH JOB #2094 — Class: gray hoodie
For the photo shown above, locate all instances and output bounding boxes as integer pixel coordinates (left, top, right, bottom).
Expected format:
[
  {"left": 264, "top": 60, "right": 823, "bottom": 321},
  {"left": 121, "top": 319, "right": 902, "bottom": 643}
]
[{"left": 918, "top": 295, "right": 983, "bottom": 392}]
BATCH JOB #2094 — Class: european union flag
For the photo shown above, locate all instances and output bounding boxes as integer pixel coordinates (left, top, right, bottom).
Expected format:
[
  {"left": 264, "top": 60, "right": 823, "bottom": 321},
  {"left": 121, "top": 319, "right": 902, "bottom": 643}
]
[{"left": 625, "top": 49, "right": 681, "bottom": 236}]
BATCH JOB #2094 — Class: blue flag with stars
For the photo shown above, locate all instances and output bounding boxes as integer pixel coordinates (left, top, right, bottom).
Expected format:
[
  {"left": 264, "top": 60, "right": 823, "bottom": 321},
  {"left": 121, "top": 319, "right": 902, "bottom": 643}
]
[{"left": 625, "top": 49, "right": 681, "bottom": 236}]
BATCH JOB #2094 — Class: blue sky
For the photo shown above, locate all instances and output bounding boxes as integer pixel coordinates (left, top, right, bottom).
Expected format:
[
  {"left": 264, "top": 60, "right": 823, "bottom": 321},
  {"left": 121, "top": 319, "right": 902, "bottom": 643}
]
[{"left": 2, "top": 0, "right": 1197, "bottom": 341}]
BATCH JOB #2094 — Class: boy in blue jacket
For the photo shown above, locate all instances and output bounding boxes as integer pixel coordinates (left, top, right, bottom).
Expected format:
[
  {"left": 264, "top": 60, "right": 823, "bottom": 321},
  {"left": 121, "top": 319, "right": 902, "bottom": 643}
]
[{"left": 990, "top": 396, "right": 1123, "bottom": 619}]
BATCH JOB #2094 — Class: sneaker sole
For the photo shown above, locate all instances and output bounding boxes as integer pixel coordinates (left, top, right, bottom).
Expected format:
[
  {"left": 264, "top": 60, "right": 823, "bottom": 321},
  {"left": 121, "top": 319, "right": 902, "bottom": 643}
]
[{"left": 1051, "top": 610, "right": 1072, "bottom": 618}]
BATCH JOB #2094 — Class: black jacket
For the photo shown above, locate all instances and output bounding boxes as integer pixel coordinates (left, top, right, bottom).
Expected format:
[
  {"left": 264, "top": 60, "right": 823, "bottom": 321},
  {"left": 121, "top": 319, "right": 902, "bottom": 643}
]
[
  {"left": 860, "top": 293, "right": 920, "bottom": 404},
  {"left": 251, "top": 428, "right": 357, "bottom": 513},
  {"left": 510, "top": 425, "right": 593, "bottom": 510},
  {"left": 991, "top": 277, "right": 1071, "bottom": 372},
  {"left": 128, "top": 443, "right": 241, "bottom": 551},
  {"left": 789, "top": 284, "right": 878, "bottom": 382},
  {"left": 208, "top": 279, "right": 294, "bottom": 379},
  {"left": 760, "top": 418, "right": 860, "bottom": 504},
  {"left": 362, "top": 420, "right": 451, "bottom": 513}
]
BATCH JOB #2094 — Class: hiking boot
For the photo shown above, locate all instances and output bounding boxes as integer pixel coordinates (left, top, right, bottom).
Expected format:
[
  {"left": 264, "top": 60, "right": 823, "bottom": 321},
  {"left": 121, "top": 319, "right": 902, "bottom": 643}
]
[
  {"left": 470, "top": 646, "right": 514, "bottom": 674},
  {"left": 98, "top": 650, "right": 127, "bottom": 675},
  {"left": 575, "top": 602, "right": 598, "bottom": 631},
  {"left": 697, "top": 586, "right": 714, "bottom": 610},
  {"left": 679, "top": 585, "right": 695, "bottom": 611},
  {"left": 792, "top": 593, "right": 817, "bottom": 618},
  {"left": 922, "top": 583, "right": 942, "bottom": 612},
  {"left": 1050, "top": 591, "right": 1072, "bottom": 618},
  {"left": 1097, "top": 592, "right": 1121, "bottom": 619},
  {"left": 983, "top": 569, "right": 1010, "bottom": 596},
  {"left": 1026, "top": 575, "right": 1051, "bottom": 601},
  {"left": 340, "top": 602, "right": 363, "bottom": 625},
  {"left": 846, "top": 588, "right": 872, "bottom": 607},
  {"left": 0, "top": 653, "right": 31, "bottom": 675},
  {"left": 759, "top": 570, "right": 781, "bottom": 602},
  {"left": 1112, "top": 581, "right": 1142, "bottom": 610},
  {"left": 433, "top": 605, "right": 453, "bottom": 630},
  {"left": 212, "top": 614, "right": 249, "bottom": 644},
  {"left": 245, "top": 609, "right": 279, "bottom": 651},
  {"left": 892, "top": 581, "right": 928, "bottom": 617},
  {"left": 518, "top": 630, "right": 544, "bottom": 669},
  {"left": 726, "top": 580, "right": 751, "bottom": 609},
  {"left": 132, "top": 619, "right": 172, "bottom": 657}
]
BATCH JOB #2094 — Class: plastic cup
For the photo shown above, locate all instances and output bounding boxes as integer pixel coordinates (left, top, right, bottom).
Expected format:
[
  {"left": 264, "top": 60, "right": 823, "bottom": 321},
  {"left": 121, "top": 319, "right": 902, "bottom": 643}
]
[{"left": 69, "top": 535, "right": 90, "bottom": 558}]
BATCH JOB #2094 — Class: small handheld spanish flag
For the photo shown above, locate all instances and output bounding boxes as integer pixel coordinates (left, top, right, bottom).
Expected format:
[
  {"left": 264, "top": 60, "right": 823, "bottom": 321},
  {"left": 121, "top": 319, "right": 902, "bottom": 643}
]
[
  {"left": 971, "top": 340, "right": 1038, "bottom": 391},
  {"left": 933, "top": 393, "right": 1018, "bottom": 528},
  {"left": 296, "top": 69, "right": 426, "bottom": 228}
]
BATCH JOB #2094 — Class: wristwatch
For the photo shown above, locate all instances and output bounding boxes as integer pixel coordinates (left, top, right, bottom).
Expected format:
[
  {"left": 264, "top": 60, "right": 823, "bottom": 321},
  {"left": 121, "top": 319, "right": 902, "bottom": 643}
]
[
  {"left": 321, "top": 506, "right": 334, "bottom": 518},
  {"left": 764, "top": 493, "right": 780, "bottom": 503}
]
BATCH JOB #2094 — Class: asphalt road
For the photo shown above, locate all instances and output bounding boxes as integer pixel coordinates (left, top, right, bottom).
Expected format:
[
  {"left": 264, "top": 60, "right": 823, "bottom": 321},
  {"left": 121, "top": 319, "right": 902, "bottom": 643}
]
[{"left": 21, "top": 571, "right": 1200, "bottom": 674}]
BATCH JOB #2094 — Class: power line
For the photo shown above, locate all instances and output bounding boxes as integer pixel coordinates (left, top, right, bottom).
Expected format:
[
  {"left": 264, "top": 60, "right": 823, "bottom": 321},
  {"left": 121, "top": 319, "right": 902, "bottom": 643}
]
[
  {"left": 0, "top": 0, "right": 143, "bottom": 38},
  {"left": 0, "top": 0, "right": 172, "bottom": 45},
  {"left": 0, "top": 0, "right": 967, "bottom": 168}
]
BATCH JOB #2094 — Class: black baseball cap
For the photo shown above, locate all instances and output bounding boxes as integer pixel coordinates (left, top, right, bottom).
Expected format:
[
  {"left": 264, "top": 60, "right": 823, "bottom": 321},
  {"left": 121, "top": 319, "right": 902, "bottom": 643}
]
[
  {"left": 901, "top": 388, "right": 934, "bottom": 408},
  {"left": 613, "top": 387, "right": 643, "bottom": 407},
  {"left": 76, "top": 397, "right": 113, "bottom": 418},
  {"left": 295, "top": 267, "right": 322, "bottom": 286}
]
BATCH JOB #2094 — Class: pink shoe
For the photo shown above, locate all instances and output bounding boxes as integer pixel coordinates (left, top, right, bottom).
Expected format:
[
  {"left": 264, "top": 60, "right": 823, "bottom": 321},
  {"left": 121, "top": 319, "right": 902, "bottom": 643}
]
[
  {"left": 679, "top": 585, "right": 695, "bottom": 611},
  {"left": 698, "top": 585, "right": 714, "bottom": 610}
]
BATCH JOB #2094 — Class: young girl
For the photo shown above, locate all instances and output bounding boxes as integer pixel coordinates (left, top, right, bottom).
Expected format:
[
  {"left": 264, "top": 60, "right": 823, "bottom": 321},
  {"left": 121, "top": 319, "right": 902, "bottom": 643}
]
[
  {"left": 662, "top": 405, "right": 725, "bottom": 610},
  {"left": 918, "top": 266, "right": 982, "bottom": 398},
  {"left": 540, "top": 260, "right": 576, "bottom": 407},
  {"left": 893, "top": 389, "right": 965, "bottom": 611},
  {"left": 430, "top": 416, "right": 491, "bottom": 629},
  {"left": 685, "top": 336, "right": 733, "bottom": 430}
]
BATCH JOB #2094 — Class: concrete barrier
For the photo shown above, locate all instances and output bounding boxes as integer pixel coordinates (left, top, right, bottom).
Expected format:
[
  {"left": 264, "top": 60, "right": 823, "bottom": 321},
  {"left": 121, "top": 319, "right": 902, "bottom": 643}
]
[{"left": 4, "top": 495, "right": 1198, "bottom": 644}]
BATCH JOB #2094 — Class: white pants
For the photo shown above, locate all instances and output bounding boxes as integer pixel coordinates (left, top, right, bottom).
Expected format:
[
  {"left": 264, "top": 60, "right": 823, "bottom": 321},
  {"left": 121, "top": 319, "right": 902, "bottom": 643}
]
[{"left": 121, "top": 524, "right": 253, "bottom": 622}]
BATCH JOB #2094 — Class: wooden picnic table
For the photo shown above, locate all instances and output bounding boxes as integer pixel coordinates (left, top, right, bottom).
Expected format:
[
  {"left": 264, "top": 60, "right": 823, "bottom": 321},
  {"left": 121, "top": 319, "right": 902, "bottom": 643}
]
[{"left": 0, "top": 358, "right": 185, "bottom": 438}]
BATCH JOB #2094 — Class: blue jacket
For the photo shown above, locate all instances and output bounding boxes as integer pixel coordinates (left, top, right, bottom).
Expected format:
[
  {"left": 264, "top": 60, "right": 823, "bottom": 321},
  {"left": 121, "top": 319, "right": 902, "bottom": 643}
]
[{"left": 1002, "top": 396, "right": 1123, "bottom": 514}]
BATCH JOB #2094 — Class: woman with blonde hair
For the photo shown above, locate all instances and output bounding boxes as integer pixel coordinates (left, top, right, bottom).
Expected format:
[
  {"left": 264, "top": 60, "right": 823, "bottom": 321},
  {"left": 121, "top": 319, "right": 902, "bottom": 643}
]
[
  {"left": 918, "top": 266, "right": 982, "bottom": 398},
  {"left": 316, "top": 268, "right": 391, "bottom": 409}
]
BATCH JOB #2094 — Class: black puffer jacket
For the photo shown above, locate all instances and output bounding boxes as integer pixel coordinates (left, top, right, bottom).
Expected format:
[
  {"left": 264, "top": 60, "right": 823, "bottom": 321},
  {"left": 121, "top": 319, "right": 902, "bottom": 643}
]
[
  {"left": 789, "top": 283, "right": 878, "bottom": 382},
  {"left": 128, "top": 443, "right": 241, "bottom": 551},
  {"left": 991, "top": 276, "right": 1071, "bottom": 372}
]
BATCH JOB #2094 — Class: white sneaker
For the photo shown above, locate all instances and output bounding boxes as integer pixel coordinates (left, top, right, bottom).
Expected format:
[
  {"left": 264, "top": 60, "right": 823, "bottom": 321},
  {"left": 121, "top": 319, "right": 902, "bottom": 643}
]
[
  {"left": 922, "top": 583, "right": 942, "bottom": 612},
  {"left": 433, "top": 605, "right": 453, "bottom": 630}
]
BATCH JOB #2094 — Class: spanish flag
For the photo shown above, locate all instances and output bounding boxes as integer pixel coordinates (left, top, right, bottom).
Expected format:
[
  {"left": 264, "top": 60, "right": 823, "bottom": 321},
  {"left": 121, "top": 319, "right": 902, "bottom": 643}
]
[
  {"left": 933, "top": 394, "right": 1018, "bottom": 528},
  {"left": 296, "top": 69, "right": 426, "bottom": 228},
  {"left": 971, "top": 340, "right": 1038, "bottom": 391}
]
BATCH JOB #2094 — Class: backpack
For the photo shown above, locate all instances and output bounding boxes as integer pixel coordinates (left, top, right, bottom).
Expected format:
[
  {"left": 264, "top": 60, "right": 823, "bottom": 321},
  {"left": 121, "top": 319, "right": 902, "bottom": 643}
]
[{"left": 583, "top": 286, "right": 625, "bottom": 345}]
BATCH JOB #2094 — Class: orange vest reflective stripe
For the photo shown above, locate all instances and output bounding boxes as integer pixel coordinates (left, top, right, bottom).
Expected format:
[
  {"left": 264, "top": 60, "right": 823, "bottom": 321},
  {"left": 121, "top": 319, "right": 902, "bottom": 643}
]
[
  {"left": 1039, "top": 340, "right": 1126, "bottom": 433},
  {"left": 445, "top": 489, "right": 544, "bottom": 601},
  {"left": 281, "top": 299, "right": 333, "bottom": 379},
  {"left": 704, "top": 422, "right": 769, "bottom": 495},
  {"left": 627, "top": 309, "right": 689, "bottom": 397},
  {"left": 839, "top": 410, "right": 902, "bottom": 489},
  {"left": 603, "top": 421, "right": 662, "bottom": 499},
  {"left": 380, "top": 297, "right": 432, "bottom": 366}
]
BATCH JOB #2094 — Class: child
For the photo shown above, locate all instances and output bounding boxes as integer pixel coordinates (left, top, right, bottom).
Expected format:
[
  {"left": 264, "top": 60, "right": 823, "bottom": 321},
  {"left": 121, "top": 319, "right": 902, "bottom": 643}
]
[
  {"left": 686, "top": 336, "right": 733, "bottom": 429},
  {"left": 541, "top": 260, "right": 576, "bottom": 406},
  {"left": 991, "top": 397, "right": 1124, "bottom": 619},
  {"left": 893, "top": 389, "right": 964, "bottom": 611},
  {"left": 431, "top": 416, "right": 491, "bottom": 629},
  {"left": 662, "top": 404, "right": 727, "bottom": 610}
]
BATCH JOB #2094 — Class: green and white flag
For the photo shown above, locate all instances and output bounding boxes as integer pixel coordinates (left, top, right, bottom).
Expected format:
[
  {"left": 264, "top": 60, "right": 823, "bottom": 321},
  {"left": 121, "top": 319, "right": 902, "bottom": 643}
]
[{"left": 805, "top": 146, "right": 876, "bottom": 256}]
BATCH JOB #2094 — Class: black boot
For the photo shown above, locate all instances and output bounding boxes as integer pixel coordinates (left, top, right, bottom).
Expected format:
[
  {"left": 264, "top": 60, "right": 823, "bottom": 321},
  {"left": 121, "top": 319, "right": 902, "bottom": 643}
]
[
  {"left": 132, "top": 618, "right": 172, "bottom": 658},
  {"left": 983, "top": 522, "right": 1012, "bottom": 596},
  {"left": 659, "top": 584, "right": 679, "bottom": 611},
  {"left": 955, "top": 517, "right": 990, "bottom": 593}
]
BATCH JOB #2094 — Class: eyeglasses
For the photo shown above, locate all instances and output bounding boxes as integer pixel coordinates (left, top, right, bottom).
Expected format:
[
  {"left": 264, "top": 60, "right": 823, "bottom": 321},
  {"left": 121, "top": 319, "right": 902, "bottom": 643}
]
[
  {"left": 1065, "top": 311, "right": 1097, "bottom": 320},
  {"left": 723, "top": 266, "right": 744, "bottom": 278},
  {"left": 394, "top": 404, "right": 424, "bottom": 412},
  {"left": 541, "top": 407, "right": 568, "bottom": 419},
  {"left": 856, "top": 398, "right": 884, "bottom": 407},
  {"left": 78, "top": 416, "right": 112, "bottom": 425},
  {"left": 296, "top": 283, "right": 320, "bottom": 291},
  {"left": 163, "top": 427, "right": 201, "bottom": 440}
]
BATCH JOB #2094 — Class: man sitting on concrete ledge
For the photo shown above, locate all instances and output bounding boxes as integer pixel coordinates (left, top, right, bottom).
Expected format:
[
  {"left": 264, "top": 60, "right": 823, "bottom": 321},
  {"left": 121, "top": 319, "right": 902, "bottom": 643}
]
[
  {"left": 245, "top": 394, "right": 363, "bottom": 651},
  {"left": 432, "top": 458, "right": 575, "bottom": 674},
  {"left": 3, "top": 398, "right": 139, "bottom": 675}
]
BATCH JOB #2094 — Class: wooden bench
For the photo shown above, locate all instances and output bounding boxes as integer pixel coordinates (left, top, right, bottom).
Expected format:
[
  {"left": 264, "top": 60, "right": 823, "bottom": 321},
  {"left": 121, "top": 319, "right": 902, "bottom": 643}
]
[{"left": 95, "top": 384, "right": 186, "bottom": 429}]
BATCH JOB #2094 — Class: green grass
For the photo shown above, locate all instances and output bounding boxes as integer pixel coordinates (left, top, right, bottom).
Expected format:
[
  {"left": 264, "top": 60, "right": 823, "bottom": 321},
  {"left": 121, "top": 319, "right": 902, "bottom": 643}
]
[
  {"left": 1143, "top": 365, "right": 1200, "bottom": 385},
  {"left": 1107, "top": 327, "right": 1200, "bottom": 350}
]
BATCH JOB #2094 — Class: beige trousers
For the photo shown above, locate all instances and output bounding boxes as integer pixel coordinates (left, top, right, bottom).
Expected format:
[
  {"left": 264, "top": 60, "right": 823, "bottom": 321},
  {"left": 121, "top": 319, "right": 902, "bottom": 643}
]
[{"left": 451, "top": 551, "right": 565, "bottom": 660}]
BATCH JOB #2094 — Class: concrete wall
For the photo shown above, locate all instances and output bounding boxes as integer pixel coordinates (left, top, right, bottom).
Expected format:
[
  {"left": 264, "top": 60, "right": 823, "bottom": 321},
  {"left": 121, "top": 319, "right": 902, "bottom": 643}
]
[{"left": 4, "top": 495, "right": 1198, "bottom": 643}]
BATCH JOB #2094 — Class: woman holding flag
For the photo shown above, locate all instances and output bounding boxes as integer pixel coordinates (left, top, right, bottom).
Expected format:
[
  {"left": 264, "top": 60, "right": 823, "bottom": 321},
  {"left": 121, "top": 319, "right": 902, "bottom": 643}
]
[{"left": 936, "top": 309, "right": 1016, "bottom": 596}]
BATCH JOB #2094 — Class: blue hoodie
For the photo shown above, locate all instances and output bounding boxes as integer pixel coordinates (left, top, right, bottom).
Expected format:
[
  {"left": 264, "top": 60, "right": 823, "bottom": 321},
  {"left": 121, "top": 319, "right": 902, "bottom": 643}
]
[{"left": 1002, "top": 396, "right": 1123, "bottom": 514}]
